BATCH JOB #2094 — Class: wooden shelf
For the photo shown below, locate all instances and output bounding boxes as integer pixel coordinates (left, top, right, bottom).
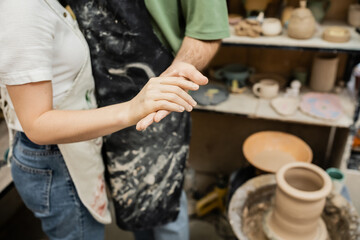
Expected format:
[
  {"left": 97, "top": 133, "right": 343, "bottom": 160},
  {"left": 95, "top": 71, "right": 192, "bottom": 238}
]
[
  {"left": 195, "top": 86, "right": 356, "bottom": 128},
  {"left": 223, "top": 21, "right": 360, "bottom": 53}
]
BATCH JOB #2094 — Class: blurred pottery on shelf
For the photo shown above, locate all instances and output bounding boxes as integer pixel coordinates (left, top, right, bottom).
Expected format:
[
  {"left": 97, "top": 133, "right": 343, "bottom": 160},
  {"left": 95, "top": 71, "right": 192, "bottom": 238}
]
[
  {"left": 322, "top": 26, "right": 350, "bottom": 43},
  {"left": 300, "top": 92, "right": 342, "bottom": 121},
  {"left": 309, "top": 53, "right": 338, "bottom": 92},
  {"left": 281, "top": 6, "right": 294, "bottom": 26},
  {"left": 262, "top": 18, "right": 283, "bottom": 36},
  {"left": 287, "top": 0, "right": 316, "bottom": 39},
  {"left": 252, "top": 79, "right": 279, "bottom": 99},
  {"left": 214, "top": 64, "right": 254, "bottom": 90},
  {"left": 234, "top": 19, "right": 263, "bottom": 38},
  {"left": 307, "top": 0, "right": 330, "bottom": 23},
  {"left": 248, "top": 72, "right": 287, "bottom": 89},
  {"left": 348, "top": 4, "right": 360, "bottom": 27},
  {"left": 271, "top": 96, "right": 299, "bottom": 116},
  {"left": 243, "top": 131, "right": 313, "bottom": 173},
  {"left": 189, "top": 84, "right": 229, "bottom": 106},
  {"left": 228, "top": 14, "right": 243, "bottom": 26}
]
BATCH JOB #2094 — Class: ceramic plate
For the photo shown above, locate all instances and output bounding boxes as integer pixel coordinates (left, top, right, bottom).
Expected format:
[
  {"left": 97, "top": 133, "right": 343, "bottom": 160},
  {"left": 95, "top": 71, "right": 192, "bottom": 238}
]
[
  {"left": 271, "top": 97, "right": 299, "bottom": 116},
  {"left": 300, "top": 92, "right": 342, "bottom": 121}
]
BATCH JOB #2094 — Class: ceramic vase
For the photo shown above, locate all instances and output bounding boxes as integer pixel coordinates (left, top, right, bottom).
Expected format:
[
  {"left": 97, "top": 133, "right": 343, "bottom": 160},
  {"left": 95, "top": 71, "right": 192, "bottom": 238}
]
[
  {"left": 264, "top": 162, "right": 332, "bottom": 240},
  {"left": 310, "top": 53, "right": 339, "bottom": 92},
  {"left": 287, "top": 1, "right": 316, "bottom": 39},
  {"left": 348, "top": 4, "right": 360, "bottom": 27}
]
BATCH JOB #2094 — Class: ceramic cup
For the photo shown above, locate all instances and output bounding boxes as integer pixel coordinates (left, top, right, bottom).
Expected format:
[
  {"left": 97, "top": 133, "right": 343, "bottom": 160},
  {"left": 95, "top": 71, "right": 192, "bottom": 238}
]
[
  {"left": 326, "top": 167, "right": 345, "bottom": 194},
  {"left": 262, "top": 18, "right": 282, "bottom": 36},
  {"left": 348, "top": 4, "right": 360, "bottom": 27},
  {"left": 252, "top": 79, "right": 279, "bottom": 99}
]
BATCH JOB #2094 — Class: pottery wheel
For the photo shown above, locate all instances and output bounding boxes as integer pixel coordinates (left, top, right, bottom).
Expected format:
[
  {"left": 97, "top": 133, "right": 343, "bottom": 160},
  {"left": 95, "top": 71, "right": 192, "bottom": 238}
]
[{"left": 228, "top": 174, "right": 360, "bottom": 240}]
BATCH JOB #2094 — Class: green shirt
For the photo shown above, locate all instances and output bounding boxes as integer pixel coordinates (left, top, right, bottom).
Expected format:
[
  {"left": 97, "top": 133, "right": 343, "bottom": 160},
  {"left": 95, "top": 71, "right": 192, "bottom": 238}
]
[{"left": 145, "top": 0, "right": 230, "bottom": 55}]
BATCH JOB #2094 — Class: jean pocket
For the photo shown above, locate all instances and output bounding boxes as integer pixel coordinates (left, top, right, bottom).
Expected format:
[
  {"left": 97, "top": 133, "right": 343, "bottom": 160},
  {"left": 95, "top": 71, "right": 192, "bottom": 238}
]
[{"left": 11, "top": 155, "right": 52, "bottom": 215}]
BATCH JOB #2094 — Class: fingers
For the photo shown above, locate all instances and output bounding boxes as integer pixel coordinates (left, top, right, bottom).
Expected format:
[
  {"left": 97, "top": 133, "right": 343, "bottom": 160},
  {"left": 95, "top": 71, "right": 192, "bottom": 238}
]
[
  {"left": 136, "top": 110, "right": 170, "bottom": 131},
  {"left": 166, "top": 62, "right": 208, "bottom": 86},
  {"left": 155, "top": 77, "right": 199, "bottom": 91},
  {"left": 154, "top": 110, "right": 169, "bottom": 123},
  {"left": 157, "top": 85, "right": 197, "bottom": 109},
  {"left": 136, "top": 113, "right": 155, "bottom": 131}
]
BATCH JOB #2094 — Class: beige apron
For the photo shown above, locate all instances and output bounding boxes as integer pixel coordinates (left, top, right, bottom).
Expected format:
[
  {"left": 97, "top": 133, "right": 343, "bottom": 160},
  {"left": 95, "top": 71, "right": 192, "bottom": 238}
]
[{"left": 0, "top": 0, "right": 111, "bottom": 224}]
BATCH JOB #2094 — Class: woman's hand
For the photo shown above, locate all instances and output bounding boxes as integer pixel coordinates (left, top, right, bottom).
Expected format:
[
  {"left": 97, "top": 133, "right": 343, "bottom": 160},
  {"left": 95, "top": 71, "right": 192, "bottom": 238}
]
[
  {"left": 128, "top": 76, "right": 199, "bottom": 127},
  {"left": 136, "top": 62, "right": 208, "bottom": 131}
]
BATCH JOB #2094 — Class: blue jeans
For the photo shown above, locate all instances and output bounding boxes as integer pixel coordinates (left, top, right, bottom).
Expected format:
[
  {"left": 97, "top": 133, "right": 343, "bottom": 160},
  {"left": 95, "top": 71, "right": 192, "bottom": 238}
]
[
  {"left": 10, "top": 132, "right": 104, "bottom": 240},
  {"left": 133, "top": 191, "right": 189, "bottom": 240}
]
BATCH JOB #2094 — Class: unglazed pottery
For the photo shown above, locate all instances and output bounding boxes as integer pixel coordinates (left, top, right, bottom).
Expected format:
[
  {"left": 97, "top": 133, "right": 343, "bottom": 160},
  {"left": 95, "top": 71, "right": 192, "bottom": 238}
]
[
  {"left": 309, "top": 53, "right": 339, "bottom": 92},
  {"left": 252, "top": 79, "right": 279, "bottom": 99},
  {"left": 348, "top": 4, "right": 360, "bottom": 27},
  {"left": 243, "top": 131, "right": 312, "bottom": 173},
  {"left": 322, "top": 26, "right": 350, "bottom": 43},
  {"left": 271, "top": 97, "right": 299, "bottom": 116},
  {"left": 281, "top": 6, "right": 294, "bottom": 26},
  {"left": 228, "top": 173, "right": 360, "bottom": 240},
  {"left": 287, "top": 1, "right": 316, "bottom": 39},
  {"left": 264, "top": 162, "right": 332, "bottom": 240},
  {"left": 300, "top": 92, "right": 342, "bottom": 121},
  {"left": 248, "top": 73, "right": 287, "bottom": 89},
  {"left": 262, "top": 18, "right": 283, "bottom": 36}
]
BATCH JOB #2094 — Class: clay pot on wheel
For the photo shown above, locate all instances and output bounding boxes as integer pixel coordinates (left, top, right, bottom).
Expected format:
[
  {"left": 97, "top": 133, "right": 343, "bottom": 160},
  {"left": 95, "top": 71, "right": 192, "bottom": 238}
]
[
  {"left": 287, "top": 0, "right": 316, "bottom": 39},
  {"left": 264, "top": 162, "right": 332, "bottom": 240}
]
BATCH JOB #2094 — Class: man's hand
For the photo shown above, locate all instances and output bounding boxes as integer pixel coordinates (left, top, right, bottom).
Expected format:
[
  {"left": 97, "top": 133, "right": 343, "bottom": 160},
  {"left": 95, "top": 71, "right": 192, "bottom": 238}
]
[{"left": 136, "top": 62, "right": 208, "bottom": 131}]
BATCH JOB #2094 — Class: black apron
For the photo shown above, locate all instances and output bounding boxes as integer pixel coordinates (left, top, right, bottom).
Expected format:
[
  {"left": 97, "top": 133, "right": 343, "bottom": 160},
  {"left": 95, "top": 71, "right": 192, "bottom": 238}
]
[{"left": 68, "top": 0, "right": 190, "bottom": 230}]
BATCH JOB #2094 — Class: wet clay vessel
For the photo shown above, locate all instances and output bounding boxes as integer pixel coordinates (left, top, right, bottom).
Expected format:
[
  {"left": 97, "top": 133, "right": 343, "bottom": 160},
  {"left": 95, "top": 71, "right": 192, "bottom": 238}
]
[{"left": 263, "top": 162, "right": 332, "bottom": 240}]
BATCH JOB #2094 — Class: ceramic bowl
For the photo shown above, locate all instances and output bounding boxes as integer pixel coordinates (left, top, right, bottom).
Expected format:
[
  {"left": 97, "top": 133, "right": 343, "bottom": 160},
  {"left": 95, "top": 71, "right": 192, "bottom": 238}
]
[
  {"left": 243, "top": 131, "right": 312, "bottom": 173},
  {"left": 262, "top": 18, "right": 282, "bottom": 36},
  {"left": 248, "top": 73, "right": 287, "bottom": 89},
  {"left": 322, "top": 26, "right": 350, "bottom": 43},
  {"left": 214, "top": 64, "right": 254, "bottom": 88}
]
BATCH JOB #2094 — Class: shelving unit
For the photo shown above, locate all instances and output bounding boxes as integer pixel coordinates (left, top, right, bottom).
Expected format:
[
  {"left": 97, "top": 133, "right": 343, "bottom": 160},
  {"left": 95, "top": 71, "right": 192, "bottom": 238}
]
[
  {"left": 192, "top": 20, "right": 360, "bottom": 170},
  {"left": 196, "top": 87, "right": 356, "bottom": 128},
  {"left": 224, "top": 21, "right": 360, "bottom": 52}
]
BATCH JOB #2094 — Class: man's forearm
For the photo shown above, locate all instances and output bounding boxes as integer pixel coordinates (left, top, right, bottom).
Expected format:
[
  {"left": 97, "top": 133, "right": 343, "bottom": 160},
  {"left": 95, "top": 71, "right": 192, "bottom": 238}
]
[{"left": 173, "top": 36, "right": 221, "bottom": 71}]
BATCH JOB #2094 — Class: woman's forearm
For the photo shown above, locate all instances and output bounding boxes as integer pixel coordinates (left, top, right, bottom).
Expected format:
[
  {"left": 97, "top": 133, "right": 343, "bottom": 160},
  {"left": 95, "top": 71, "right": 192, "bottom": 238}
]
[{"left": 28, "top": 102, "right": 133, "bottom": 144}]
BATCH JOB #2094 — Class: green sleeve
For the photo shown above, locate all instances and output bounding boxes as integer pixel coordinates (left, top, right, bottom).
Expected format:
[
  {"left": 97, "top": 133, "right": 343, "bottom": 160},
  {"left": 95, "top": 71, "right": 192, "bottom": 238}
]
[
  {"left": 181, "top": 0, "right": 230, "bottom": 40},
  {"left": 145, "top": 0, "right": 230, "bottom": 54}
]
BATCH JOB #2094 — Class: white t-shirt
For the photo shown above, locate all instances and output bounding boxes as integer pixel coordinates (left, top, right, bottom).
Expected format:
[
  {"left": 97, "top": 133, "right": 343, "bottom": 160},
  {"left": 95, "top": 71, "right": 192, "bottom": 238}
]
[{"left": 0, "top": 0, "right": 86, "bottom": 130}]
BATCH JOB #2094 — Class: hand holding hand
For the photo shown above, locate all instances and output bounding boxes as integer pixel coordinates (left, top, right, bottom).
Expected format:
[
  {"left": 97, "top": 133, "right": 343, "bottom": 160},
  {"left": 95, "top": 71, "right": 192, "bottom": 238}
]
[
  {"left": 136, "top": 62, "right": 208, "bottom": 131},
  {"left": 129, "top": 76, "right": 198, "bottom": 128}
]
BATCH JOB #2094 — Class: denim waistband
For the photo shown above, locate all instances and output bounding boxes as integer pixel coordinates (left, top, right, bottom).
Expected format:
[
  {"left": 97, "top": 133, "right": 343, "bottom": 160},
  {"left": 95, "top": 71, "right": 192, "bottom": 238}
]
[{"left": 17, "top": 131, "right": 59, "bottom": 151}]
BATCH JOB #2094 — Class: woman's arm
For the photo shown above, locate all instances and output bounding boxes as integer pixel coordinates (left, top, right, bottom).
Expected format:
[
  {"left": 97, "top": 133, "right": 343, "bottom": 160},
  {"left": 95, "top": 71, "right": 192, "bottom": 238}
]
[{"left": 7, "top": 76, "right": 198, "bottom": 145}]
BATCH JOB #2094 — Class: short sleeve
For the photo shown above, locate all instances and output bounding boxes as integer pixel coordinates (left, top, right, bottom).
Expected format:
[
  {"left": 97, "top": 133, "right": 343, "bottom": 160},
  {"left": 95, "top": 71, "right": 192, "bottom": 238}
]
[
  {"left": 181, "top": 0, "right": 230, "bottom": 40},
  {"left": 0, "top": 0, "right": 55, "bottom": 85}
]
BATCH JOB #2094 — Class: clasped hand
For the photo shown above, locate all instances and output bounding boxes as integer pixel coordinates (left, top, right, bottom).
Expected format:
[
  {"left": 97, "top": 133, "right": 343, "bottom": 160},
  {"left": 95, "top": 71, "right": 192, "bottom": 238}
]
[{"left": 134, "top": 62, "right": 208, "bottom": 130}]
